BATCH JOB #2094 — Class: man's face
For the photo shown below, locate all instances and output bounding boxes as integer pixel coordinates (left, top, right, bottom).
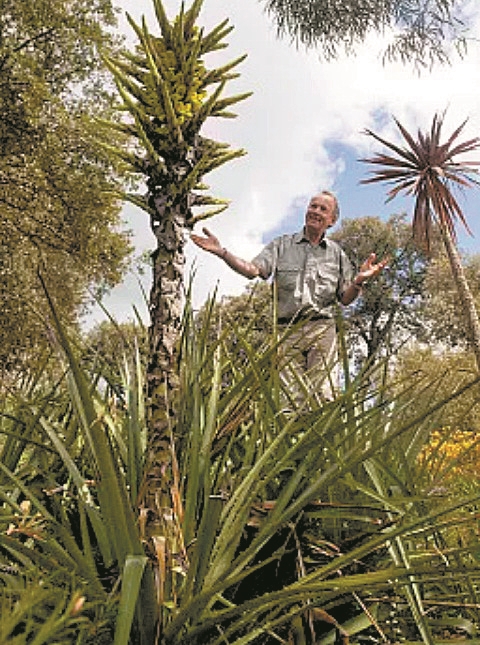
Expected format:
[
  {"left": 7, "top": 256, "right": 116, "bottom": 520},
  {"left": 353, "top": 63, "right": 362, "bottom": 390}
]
[{"left": 305, "top": 193, "right": 337, "bottom": 231}]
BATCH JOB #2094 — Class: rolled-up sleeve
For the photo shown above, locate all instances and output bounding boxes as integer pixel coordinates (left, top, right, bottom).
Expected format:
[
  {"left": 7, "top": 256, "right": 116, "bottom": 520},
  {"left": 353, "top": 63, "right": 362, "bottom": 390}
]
[
  {"left": 252, "top": 239, "right": 278, "bottom": 279},
  {"left": 337, "top": 248, "right": 355, "bottom": 300}
]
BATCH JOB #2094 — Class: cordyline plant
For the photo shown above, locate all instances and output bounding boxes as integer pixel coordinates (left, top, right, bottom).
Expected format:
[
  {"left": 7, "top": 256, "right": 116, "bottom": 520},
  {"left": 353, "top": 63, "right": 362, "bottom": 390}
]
[
  {"left": 362, "top": 113, "right": 480, "bottom": 370},
  {"left": 101, "top": 0, "right": 251, "bottom": 531}
]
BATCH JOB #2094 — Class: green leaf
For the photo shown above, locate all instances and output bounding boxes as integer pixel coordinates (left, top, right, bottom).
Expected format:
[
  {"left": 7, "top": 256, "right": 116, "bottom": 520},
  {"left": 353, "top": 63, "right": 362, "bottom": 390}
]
[{"left": 113, "top": 555, "right": 148, "bottom": 645}]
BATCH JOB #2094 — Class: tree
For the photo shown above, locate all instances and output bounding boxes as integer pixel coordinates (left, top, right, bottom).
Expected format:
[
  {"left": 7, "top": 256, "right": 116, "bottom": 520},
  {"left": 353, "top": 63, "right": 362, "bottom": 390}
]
[
  {"left": 0, "top": 0, "right": 132, "bottom": 379},
  {"left": 259, "top": 0, "right": 467, "bottom": 66},
  {"left": 393, "top": 345, "right": 480, "bottom": 434},
  {"left": 194, "top": 281, "right": 274, "bottom": 369},
  {"left": 103, "top": 0, "right": 251, "bottom": 522},
  {"left": 332, "top": 214, "right": 430, "bottom": 366},
  {"left": 422, "top": 251, "right": 480, "bottom": 348},
  {"left": 362, "top": 113, "right": 480, "bottom": 370}
]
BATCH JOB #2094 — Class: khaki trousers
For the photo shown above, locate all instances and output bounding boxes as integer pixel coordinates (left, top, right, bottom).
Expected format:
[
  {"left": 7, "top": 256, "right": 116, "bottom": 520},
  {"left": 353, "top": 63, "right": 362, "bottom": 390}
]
[{"left": 279, "top": 319, "right": 338, "bottom": 405}]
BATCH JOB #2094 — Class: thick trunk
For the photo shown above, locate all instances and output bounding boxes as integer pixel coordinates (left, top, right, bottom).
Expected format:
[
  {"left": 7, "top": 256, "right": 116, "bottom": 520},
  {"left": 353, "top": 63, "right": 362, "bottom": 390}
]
[
  {"left": 441, "top": 226, "right": 480, "bottom": 371},
  {"left": 143, "top": 200, "right": 186, "bottom": 531}
]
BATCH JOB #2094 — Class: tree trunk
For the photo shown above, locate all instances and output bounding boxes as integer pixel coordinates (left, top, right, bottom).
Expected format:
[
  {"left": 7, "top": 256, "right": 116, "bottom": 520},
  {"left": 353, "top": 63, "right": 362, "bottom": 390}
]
[
  {"left": 143, "top": 197, "right": 187, "bottom": 532},
  {"left": 441, "top": 226, "right": 480, "bottom": 371}
]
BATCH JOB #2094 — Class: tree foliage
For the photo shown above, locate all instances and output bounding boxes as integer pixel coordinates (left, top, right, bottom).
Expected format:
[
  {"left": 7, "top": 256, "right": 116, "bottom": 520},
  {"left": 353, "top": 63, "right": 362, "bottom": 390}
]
[
  {"left": 393, "top": 345, "right": 480, "bottom": 434},
  {"left": 259, "top": 0, "right": 468, "bottom": 66},
  {"left": 0, "top": 0, "right": 133, "bottom": 379},
  {"left": 194, "top": 281, "right": 274, "bottom": 368},
  {"left": 332, "top": 214, "right": 430, "bottom": 365},
  {"left": 421, "top": 251, "right": 480, "bottom": 347}
]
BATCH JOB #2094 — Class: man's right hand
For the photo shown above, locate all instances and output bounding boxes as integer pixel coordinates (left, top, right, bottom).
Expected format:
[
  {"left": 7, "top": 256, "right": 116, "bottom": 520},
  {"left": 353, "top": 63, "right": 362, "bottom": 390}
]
[
  {"left": 191, "top": 227, "right": 263, "bottom": 279},
  {"left": 190, "top": 227, "right": 223, "bottom": 256}
]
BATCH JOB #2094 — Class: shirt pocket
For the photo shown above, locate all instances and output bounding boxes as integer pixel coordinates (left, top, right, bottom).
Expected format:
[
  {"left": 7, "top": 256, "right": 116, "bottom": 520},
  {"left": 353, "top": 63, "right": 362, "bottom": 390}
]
[
  {"left": 314, "top": 262, "right": 339, "bottom": 300},
  {"left": 276, "top": 264, "right": 300, "bottom": 295}
]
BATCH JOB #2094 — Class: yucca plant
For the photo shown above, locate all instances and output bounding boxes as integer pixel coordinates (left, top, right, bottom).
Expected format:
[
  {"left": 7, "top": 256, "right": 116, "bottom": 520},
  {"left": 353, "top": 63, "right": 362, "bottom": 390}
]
[
  {"left": 101, "top": 0, "right": 252, "bottom": 526},
  {"left": 3, "top": 288, "right": 480, "bottom": 643},
  {"left": 362, "top": 112, "right": 480, "bottom": 370},
  {"left": 0, "top": 296, "right": 156, "bottom": 643}
]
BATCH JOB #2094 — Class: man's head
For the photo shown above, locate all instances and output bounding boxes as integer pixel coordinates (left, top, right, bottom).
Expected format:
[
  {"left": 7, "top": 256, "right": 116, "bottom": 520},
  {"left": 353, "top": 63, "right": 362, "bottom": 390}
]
[{"left": 305, "top": 191, "right": 339, "bottom": 232}]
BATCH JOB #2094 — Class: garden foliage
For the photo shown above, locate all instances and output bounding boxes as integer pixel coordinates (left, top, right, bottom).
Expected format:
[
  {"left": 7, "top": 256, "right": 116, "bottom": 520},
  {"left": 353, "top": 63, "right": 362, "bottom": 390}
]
[{"left": 1, "top": 291, "right": 480, "bottom": 643}]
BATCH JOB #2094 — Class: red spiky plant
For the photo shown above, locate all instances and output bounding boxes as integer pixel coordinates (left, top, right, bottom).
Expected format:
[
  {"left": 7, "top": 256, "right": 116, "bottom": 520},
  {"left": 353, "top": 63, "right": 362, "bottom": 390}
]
[{"left": 362, "top": 113, "right": 480, "bottom": 369}]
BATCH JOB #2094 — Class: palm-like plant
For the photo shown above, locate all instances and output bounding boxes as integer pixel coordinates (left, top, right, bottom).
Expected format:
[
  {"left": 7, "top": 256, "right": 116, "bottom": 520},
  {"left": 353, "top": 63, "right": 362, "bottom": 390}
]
[
  {"left": 102, "top": 0, "right": 251, "bottom": 532},
  {"left": 362, "top": 113, "right": 480, "bottom": 369}
]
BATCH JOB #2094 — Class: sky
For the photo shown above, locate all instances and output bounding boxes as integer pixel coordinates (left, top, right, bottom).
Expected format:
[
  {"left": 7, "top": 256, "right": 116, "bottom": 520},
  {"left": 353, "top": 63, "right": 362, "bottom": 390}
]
[{"left": 87, "top": 0, "right": 480, "bottom": 327}]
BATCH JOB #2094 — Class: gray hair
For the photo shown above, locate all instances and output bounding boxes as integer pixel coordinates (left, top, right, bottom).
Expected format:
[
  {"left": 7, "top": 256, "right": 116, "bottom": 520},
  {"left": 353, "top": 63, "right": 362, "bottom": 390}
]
[{"left": 320, "top": 190, "right": 340, "bottom": 223}]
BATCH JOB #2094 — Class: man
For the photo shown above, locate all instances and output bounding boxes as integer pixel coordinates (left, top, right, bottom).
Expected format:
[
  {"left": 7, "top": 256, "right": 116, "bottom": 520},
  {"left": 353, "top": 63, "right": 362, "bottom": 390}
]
[{"left": 191, "top": 191, "right": 387, "bottom": 400}]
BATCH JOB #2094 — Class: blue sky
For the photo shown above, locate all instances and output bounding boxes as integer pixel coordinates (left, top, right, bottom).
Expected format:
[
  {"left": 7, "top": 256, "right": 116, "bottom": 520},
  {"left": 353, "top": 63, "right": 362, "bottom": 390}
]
[
  {"left": 265, "top": 138, "right": 480, "bottom": 251},
  {"left": 86, "top": 0, "right": 480, "bottom": 326}
]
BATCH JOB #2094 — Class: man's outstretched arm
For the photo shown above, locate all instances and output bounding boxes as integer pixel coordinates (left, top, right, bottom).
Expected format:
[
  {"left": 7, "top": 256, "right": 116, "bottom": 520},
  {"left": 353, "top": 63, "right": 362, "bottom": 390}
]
[
  {"left": 340, "top": 253, "right": 388, "bottom": 306},
  {"left": 191, "top": 227, "right": 267, "bottom": 280}
]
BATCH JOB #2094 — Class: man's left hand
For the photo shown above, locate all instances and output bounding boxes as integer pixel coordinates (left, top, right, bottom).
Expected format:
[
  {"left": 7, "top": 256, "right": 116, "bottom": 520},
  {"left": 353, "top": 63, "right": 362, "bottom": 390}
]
[{"left": 355, "top": 253, "right": 389, "bottom": 286}]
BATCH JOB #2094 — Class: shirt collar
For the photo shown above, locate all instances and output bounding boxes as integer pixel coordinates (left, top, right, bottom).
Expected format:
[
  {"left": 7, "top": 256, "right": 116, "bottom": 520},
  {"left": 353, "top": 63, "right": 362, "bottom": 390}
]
[{"left": 295, "top": 228, "right": 328, "bottom": 247}]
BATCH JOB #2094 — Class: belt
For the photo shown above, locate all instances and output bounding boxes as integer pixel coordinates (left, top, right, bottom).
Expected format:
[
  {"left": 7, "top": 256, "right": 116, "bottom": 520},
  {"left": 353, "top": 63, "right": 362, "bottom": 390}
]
[{"left": 277, "top": 314, "right": 332, "bottom": 325}]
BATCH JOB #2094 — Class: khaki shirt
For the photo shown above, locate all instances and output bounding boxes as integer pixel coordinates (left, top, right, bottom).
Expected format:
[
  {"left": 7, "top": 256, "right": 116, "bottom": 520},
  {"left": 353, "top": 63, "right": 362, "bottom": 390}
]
[{"left": 252, "top": 229, "right": 353, "bottom": 321}]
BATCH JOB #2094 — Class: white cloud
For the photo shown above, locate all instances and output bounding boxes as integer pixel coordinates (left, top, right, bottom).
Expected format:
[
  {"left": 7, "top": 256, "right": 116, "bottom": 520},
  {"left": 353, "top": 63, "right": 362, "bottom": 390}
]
[{"left": 93, "top": 0, "right": 480, "bottom": 325}]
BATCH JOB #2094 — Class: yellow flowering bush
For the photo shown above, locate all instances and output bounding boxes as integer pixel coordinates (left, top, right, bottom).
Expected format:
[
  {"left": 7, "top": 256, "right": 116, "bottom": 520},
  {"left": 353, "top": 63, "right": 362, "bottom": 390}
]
[{"left": 419, "top": 426, "right": 480, "bottom": 485}]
